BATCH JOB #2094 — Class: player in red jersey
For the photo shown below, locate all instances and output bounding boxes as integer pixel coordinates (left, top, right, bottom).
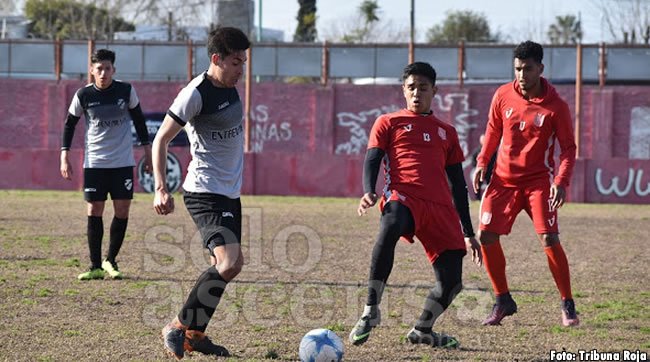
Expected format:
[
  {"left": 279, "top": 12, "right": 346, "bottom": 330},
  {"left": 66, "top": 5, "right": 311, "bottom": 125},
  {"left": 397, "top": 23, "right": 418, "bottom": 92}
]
[
  {"left": 473, "top": 41, "right": 579, "bottom": 327},
  {"left": 349, "top": 62, "right": 482, "bottom": 349}
]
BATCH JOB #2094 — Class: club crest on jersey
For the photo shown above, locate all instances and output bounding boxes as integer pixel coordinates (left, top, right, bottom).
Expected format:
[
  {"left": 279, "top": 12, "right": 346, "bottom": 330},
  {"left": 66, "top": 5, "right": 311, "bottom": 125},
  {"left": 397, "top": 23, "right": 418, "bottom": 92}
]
[
  {"left": 438, "top": 127, "right": 447, "bottom": 140},
  {"left": 124, "top": 178, "right": 133, "bottom": 191},
  {"left": 519, "top": 121, "right": 526, "bottom": 130},
  {"left": 505, "top": 107, "right": 514, "bottom": 118},
  {"left": 534, "top": 113, "right": 546, "bottom": 127},
  {"left": 117, "top": 99, "right": 126, "bottom": 110},
  {"left": 404, "top": 124, "right": 412, "bottom": 132}
]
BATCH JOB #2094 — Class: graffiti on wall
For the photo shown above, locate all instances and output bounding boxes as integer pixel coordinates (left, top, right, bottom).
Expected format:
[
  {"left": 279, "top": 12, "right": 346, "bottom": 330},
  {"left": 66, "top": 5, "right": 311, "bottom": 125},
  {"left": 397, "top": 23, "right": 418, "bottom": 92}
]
[
  {"left": 629, "top": 107, "right": 650, "bottom": 160},
  {"left": 595, "top": 167, "right": 650, "bottom": 197},
  {"left": 249, "top": 104, "right": 293, "bottom": 153},
  {"left": 334, "top": 105, "right": 400, "bottom": 155},
  {"left": 334, "top": 93, "right": 479, "bottom": 161}
]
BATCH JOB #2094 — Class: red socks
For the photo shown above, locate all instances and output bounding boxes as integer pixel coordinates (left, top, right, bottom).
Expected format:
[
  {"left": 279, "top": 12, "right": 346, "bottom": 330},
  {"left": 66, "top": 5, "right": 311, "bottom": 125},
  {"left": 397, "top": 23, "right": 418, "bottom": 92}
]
[
  {"left": 544, "top": 243, "right": 573, "bottom": 300},
  {"left": 481, "top": 241, "right": 509, "bottom": 295}
]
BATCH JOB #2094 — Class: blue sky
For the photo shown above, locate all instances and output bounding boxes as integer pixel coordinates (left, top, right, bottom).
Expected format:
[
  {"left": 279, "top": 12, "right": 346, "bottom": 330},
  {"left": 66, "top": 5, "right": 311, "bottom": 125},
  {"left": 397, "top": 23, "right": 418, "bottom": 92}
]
[{"left": 258, "top": 0, "right": 609, "bottom": 43}]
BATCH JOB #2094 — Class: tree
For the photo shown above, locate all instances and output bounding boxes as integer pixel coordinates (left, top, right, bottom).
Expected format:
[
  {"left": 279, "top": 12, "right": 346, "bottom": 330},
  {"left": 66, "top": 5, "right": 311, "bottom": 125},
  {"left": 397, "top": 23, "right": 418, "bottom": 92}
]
[
  {"left": 321, "top": 0, "right": 408, "bottom": 43},
  {"left": 547, "top": 15, "right": 583, "bottom": 44},
  {"left": 24, "top": 0, "right": 134, "bottom": 40},
  {"left": 341, "top": 0, "right": 379, "bottom": 43},
  {"left": 426, "top": 10, "right": 499, "bottom": 44},
  {"left": 591, "top": 0, "right": 650, "bottom": 44},
  {"left": 294, "top": 0, "right": 317, "bottom": 42}
]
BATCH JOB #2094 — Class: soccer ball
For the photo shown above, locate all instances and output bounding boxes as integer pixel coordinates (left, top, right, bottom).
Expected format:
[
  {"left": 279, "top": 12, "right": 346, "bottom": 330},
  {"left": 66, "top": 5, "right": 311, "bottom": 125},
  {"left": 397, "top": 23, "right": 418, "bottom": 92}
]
[{"left": 299, "top": 328, "right": 344, "bottom": 362}]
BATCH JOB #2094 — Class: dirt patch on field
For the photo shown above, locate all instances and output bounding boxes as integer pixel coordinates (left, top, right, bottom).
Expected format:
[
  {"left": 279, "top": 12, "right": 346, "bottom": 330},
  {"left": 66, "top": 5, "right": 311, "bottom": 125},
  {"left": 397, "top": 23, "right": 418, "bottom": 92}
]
[{"left": 0, "top": 190, "right": 648, "bottom": 361}]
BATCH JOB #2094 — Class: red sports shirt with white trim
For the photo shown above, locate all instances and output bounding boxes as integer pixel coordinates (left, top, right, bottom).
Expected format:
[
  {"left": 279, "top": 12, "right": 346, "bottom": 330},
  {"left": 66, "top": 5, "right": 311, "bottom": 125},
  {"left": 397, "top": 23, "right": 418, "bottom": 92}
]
[
  {"left": 367, "top": 108, "right": 465, "bottom": 206},
  {"left": 478, "top": 78, "right": 576, "bottom": 187}
]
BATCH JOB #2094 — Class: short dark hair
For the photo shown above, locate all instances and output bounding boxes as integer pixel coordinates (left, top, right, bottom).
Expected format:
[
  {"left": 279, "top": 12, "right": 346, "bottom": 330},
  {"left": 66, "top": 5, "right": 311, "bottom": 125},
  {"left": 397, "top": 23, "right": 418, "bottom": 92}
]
[
  {"left": 513, "top": 41, "right": 543, "bottom": 63},
  {"left": 91, "top": 49, "right": 115, "bottom": 65},
  {"left": 402, "top": 62, "right": 437, "bottom": 86},
  {"left": 207, "top": 27, "right": 251, "bottom": 58}
]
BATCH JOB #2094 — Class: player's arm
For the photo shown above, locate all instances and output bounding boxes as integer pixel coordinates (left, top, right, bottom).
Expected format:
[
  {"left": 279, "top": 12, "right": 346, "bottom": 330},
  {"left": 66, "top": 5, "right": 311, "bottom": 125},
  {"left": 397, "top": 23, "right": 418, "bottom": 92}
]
[
  {"left": 60, "top": 113, "right": 80, "bottom": 180},
  {"left": 473, "top": 91, "right": 503, "bottom": 193},
  {"left": 446, "top": 162, "right": 482, "bottom": 266},
  {"left": 129, "top": 103, "right": 152, "bottom": 173},
  {"left": 550, "top": 102, "right": 577, "bottom": 210},
  {"left": 359, "top": 115, "right": 389, "bottom": 216},
  {"left": 359, "top": 147, "right": 385, "bottom": 215},
  {"left": 152, "top": 114, "right": 183, "bottom": 215}
]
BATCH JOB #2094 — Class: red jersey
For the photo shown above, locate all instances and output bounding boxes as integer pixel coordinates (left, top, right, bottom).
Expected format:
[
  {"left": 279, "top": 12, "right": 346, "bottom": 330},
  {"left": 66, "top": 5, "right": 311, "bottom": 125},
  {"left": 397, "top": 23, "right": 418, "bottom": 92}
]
[
  {"left": 478, "top": 78, "right": 576, "bottom": 187},
  {"left": 367, "top": 108, "right": 465, "bottom": 206}
]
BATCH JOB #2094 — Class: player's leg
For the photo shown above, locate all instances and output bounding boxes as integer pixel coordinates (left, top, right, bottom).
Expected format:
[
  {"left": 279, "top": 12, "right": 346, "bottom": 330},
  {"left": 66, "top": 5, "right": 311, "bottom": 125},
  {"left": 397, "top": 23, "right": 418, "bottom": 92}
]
[
  {"left": 528, "top": 185, "right": 579, "bottom": 326},
  {"left": 407, "top": 249, "right": 464, "bottom": 348},
  {"left": 78, "top": 168, "right": 107, "bottom": 280},
  {"left": 102, "top": 167, "right": 134, "bottom": 279},
  {"left": 350, "top": 201, "right": 415, "bottom": 346},
  {"left": 162, "top": 193, "right": 239, "bottom": 358},
  {"left": 478, "top": 180, "right": 520, "bottom": 325}
]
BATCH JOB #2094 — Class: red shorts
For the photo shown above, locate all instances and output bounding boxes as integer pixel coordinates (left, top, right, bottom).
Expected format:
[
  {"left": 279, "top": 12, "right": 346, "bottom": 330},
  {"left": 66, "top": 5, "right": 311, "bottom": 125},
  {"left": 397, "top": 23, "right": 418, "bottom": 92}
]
[
  {"left": 479, "top": 176, "right": 559, "bottom": 235},
  {"left": 380, "top": 190, "right": 466, "bottom": 264}
]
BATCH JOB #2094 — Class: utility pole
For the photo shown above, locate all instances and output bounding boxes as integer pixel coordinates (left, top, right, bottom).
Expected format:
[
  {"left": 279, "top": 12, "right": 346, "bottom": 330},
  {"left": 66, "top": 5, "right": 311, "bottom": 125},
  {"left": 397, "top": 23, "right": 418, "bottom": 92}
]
[{"left": 167, "top": 11, "right": 172, "bottom": 41}]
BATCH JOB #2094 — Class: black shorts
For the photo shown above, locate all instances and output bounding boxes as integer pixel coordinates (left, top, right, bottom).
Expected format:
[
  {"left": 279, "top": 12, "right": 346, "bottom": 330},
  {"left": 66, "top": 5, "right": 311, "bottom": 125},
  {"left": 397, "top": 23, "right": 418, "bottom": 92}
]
[
  {"left": 183, "top": 191, "right": 242, "bottom": 251},
  {"left": 83, "top": 167, "right": 134, "bottom": 202}
]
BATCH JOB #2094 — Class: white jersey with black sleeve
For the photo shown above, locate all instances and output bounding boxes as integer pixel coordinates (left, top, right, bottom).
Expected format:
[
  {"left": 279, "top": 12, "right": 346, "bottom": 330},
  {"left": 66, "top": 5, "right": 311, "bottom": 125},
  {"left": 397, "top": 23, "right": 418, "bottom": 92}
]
[
  {"left": 167, "top": 72, "right": 244, "bottom": 198},
  {"left": 68, "top": 80, "right": 141, "bottom": 168}
]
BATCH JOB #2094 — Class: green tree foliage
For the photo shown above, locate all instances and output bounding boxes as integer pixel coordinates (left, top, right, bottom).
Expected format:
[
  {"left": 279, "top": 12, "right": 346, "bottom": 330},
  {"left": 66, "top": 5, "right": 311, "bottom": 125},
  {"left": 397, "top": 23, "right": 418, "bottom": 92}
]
[
  {"left": 341, "top": 0, "right": 380, "bottom": 43},
  {"left": 25, "top": 0, "right": 134, "bottom": 40},
  {"left": 426, "top": 10, "right": 499, "bottom": 44},
  {"left": 294, "top": 0, "right": 317, "bottom": 42},
  {"left": 547, "top": 15, "right": 583, "bottom": 44}
]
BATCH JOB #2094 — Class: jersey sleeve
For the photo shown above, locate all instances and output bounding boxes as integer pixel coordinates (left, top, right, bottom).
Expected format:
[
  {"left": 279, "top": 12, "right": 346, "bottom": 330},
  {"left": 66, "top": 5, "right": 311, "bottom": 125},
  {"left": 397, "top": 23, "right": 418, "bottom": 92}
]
[
  {"left": 367, "top": 115, "right": 390, "bottom": 151},
  {"left": 478, "top": 89, "right": 504, "bottom": 168},
  {"left": 552, "top": 100, "right": 577, "bottom": 187},
  {"left": 167, "top": 87, "right": 202, "bottom": 126},
  {"left": 128, "top": 85, "right": 140, "bottom": 109},
  {"left": 446, "top": 126, "right": 465, "bottom": 166},
  {"left": 67, "top": 91, "right": 83, "bottom": 117}
]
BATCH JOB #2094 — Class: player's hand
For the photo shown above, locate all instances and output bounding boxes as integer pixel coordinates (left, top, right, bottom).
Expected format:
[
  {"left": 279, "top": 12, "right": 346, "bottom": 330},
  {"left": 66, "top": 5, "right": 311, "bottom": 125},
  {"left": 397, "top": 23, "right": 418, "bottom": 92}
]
[
  {"left": 358, "top": 192, "right": 378, "bottom": 216},
  {"left": 154, "top": 189, "right": 174, "bottom": 215},
  {"left": 60, "top": 151, "right": 73, "bottom": 180},
  {"left": 465, "top": 237, "right": 482, "bottom": 266},
  {"left": 142, "top": 144, "right": 153, "bottom": 174},
  {"left": 472, "top": 167, "right": 485, "bottom": 194},
  {"left": 550, "top": 184, "right": 566, "bottom": 211}
]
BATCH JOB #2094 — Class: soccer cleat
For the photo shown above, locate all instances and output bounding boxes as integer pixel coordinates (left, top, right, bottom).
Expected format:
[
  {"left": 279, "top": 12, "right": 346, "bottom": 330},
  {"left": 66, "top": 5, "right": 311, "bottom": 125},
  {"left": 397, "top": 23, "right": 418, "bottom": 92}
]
[
  {"left": 406, "top": 328, "right": 460, "bottom": 349},
  {"left": 162, "top": 321, "right": 186, "bottom": 360},
  {"left": 102, "top": 259, "right": 123, "bottom": 279},
  {"left": 483, "top": 298, "right": 518, "bottom": 326},
  {"left": 561, "top": 299, "right": 580, "bottom": 327},
  {"left": 77, "top": 267, "right": 105, "bottom": 280},
  {"left": 184, "top": 330, "right": 230, "bottom": 356},
  {"left": 349, "top": 305, "right": 381, "bottom": 346}
]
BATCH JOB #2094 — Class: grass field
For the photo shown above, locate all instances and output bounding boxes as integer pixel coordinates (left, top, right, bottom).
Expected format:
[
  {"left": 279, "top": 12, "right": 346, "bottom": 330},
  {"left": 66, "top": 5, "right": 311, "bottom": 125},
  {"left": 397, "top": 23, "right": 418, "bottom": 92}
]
[{"left": 0, "top": 190, "right": 649, "bottom": 361}]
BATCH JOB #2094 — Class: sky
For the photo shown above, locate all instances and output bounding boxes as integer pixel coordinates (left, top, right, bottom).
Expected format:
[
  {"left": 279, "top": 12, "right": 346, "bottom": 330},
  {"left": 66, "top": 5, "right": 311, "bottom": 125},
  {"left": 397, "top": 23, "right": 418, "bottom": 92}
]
[{"left": 258, "top": 0, "right": 610, "bottom": 43}]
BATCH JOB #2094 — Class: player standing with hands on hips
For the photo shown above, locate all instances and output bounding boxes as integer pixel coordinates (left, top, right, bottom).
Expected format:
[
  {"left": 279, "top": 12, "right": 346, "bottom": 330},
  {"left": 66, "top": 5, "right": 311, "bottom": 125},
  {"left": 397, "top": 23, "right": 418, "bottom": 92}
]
[
  {"left": 60, "top": 48, "right": 152, "bottom": 281},
  {"left": 152, "top": 27, "right": 250, "bottom": 359},
  {"left": 350, "top": 62, "right": 482, "bottom": 349},
  {"left": 473, "top": 41, "right": 579, "bottom": 327}
]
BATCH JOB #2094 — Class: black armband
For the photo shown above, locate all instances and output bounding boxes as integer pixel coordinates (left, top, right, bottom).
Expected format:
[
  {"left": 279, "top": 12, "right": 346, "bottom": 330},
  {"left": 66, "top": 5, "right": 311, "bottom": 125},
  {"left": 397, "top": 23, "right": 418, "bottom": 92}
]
[
  {"left": 445, "top": 163, "right": 475, "bottom": 237},
  {"left": 363, "top": 147, "right": 385, "bottom": 194},
  {"left": 61, "top": 113, "right": 80, "bottom": 150},
  {"left": 129, "top": 104, "right": 150, "bottom": 145}
]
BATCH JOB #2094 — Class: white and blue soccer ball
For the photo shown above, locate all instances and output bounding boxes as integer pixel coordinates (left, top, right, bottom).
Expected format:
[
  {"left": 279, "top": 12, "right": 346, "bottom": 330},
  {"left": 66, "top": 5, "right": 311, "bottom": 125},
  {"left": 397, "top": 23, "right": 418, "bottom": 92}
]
[{"left": 299, "top": 328, "right": 344, "bottom": 362}]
